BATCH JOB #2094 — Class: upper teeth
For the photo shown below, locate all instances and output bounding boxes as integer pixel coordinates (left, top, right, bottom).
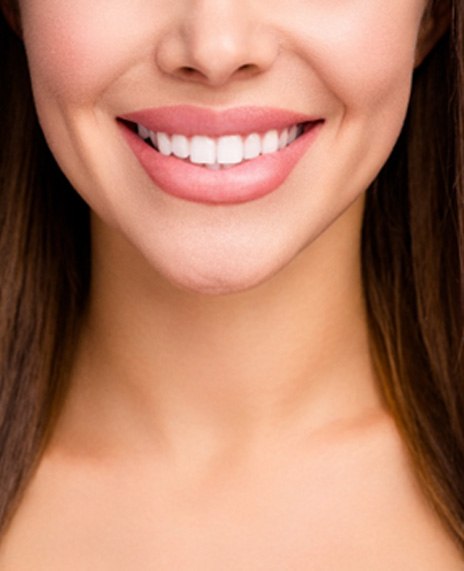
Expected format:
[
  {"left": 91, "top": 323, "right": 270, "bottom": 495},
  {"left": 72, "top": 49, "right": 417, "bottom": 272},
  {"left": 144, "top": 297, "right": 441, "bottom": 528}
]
[{"left": 136, "top": 124, "right": 304, "bottom": 168}]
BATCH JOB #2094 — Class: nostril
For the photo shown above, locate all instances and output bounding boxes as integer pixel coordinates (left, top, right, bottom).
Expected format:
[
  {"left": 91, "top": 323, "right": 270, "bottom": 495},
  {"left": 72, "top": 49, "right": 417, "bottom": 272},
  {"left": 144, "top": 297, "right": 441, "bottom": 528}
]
[
  {"left": 236, "top": 63, "right": 261, "bottom": 78},
  {"left": 177, "top": 64, "right": 229, "bottom": 84},
  {"left": 175, "top": 61, "right": 260, "bottom": 85},
  {"left": 181, "top": 62, "right": 256, "bottom": 75},
  {"left": 177, "top": 66, "right": 205, "bottom": 81}
]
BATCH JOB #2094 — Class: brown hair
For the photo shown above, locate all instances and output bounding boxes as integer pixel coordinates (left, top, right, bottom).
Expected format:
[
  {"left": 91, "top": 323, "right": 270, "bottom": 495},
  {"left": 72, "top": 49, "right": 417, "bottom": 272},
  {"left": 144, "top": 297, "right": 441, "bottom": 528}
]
[
  {"left": 0, "top": 0, "right": 463, "bottom": 552},
  {"left": 362, "top": 0, "right": 464, "bottom": 549},
  {"left": 0, "top": 5, "right": 90, "bottom": 529}
]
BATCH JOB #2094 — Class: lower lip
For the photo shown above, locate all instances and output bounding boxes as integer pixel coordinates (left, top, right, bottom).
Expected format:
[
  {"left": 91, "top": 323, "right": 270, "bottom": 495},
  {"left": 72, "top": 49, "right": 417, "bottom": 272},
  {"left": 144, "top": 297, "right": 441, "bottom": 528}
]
[{"left": 118, "top": 121, "right": 322, "bottom": 205}]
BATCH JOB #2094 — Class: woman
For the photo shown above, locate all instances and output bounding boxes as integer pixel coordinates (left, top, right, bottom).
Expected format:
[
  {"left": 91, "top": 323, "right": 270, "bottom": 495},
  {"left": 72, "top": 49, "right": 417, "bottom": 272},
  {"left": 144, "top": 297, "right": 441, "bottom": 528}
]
[{"left": 0, "top": 0, "right": 463, "bottom": 567}]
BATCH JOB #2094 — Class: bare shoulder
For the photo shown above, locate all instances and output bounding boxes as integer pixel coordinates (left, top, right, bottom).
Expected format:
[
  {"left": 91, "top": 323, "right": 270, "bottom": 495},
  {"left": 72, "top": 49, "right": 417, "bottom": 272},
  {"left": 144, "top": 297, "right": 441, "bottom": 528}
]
[
  {"left": 328, "top": 411, "right": 464, "bottom": 569},
  {"left": 0, "top": 411, "right": 463, "bottom": 570}
]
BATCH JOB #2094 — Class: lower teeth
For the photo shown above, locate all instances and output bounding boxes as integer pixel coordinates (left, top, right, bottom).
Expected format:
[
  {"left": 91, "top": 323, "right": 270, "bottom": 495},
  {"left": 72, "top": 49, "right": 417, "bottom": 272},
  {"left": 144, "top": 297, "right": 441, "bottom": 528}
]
[
  {"left": 176, "top": 159, "right": 237, "bottom": 170},
  {"left": 204, "top": 163, "right": 236, "bottom": 170}
]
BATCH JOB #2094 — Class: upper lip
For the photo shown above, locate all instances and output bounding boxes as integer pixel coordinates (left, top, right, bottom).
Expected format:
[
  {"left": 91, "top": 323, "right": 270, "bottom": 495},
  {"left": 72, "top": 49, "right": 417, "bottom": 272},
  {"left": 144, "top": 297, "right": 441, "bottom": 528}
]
[{"left": 118, "top": 105, "right": 322, "bottom": 137}]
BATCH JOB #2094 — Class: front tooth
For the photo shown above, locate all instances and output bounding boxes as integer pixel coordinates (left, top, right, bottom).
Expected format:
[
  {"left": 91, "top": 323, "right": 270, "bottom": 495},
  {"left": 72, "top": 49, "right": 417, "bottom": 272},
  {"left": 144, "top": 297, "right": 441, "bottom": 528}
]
[
  {"left": 154, "top": 126, "right": 298, "bottom": 164},
  {"left": 217, "top": 135, "right": 243, "bottom": 164},
  {"left": 171, "top": 134, "right": 190, "bottom": 159},
  {"left": 190, "top": 136, "right": 216, "bottom": 164},
  {"left": 243, "top": 133, "right": 261, "bottom": 159},
  {"left": 157, "top": 132, "right": 172, "bottom": 156},
  {"left": 262, "top": 130, "right": 279, "bottom": 154}
]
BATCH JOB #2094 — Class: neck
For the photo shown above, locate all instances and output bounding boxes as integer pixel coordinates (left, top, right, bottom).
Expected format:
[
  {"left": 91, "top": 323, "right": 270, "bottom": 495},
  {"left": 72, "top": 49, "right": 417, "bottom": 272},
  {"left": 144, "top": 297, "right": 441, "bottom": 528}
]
[{"left": 59, "top": 197, "right": 384, "bottom": 461}]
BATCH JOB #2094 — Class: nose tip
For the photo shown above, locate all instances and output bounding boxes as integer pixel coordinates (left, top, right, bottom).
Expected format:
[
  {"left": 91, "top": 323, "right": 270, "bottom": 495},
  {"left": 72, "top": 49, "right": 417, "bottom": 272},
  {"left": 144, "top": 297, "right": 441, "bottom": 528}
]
[{"left": 155, "top": 4, "right": 279, "bottom": 87}]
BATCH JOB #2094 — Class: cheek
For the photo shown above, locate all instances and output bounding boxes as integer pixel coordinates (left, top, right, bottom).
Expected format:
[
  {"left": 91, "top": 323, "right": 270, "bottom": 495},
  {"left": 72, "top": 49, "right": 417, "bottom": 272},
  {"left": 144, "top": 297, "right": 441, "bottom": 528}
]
[
  {"left": 283, "top": 1, "right": 424, "bottom": 112},
  {"left": 20, "top": 0, "right": 424, "bottom": 114},
  {"left": 20, "top": 1, "right": 160, "bottom": 103}
]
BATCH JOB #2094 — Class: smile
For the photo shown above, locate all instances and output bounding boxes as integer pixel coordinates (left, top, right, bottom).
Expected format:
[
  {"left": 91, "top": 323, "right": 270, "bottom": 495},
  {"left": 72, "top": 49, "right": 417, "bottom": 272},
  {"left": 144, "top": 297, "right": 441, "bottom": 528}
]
[
  {"left": 118, "top": 106, "right": 324, "bottom": 205},
  {"left": 133, "top": 122, "right": 307, "bottom": 170}
]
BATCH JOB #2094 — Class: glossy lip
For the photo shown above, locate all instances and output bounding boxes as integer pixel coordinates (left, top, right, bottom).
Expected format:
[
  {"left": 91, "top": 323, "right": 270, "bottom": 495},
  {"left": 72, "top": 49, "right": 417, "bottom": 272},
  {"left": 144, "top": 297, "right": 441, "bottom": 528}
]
[
  {"left": 119, "top": 105, "right": 321, "bottom": 137},
  {"left": 118, "top": 106, "right": 324, "bottom": 205}
]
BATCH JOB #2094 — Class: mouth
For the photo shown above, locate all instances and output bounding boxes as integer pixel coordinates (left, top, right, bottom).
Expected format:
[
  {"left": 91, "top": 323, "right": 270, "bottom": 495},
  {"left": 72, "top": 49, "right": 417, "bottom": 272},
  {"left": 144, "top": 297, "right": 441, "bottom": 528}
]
[
  {"left": 118, "top": 106, "right": 324, "bottom": 204},
  {"left": 120, "top": 119, "right": 312, "bottom": 171}
]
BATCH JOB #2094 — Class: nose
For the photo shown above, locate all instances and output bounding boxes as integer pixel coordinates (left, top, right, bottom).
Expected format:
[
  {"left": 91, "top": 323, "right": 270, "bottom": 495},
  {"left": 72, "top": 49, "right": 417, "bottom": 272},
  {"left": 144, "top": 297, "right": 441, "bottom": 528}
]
[{"left": 155, "top": 1, "right": 279, "bottom": 87}]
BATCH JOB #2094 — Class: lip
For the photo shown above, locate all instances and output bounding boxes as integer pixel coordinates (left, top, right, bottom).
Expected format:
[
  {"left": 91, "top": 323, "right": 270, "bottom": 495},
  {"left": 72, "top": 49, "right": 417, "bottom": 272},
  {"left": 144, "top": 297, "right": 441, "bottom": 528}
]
[
  {"left": 119, "top": 105, "right": 321, "bottom": 137},
  {"left": 118, "top": 106, "right": 324, "bottom": 205}
]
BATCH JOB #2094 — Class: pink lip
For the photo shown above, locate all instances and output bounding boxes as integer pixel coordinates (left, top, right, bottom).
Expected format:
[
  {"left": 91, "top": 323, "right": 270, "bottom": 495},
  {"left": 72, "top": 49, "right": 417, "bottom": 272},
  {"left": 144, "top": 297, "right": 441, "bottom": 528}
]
[
  {"left": 119, "top": 105, "right": 320, "bottom": 137},
  {"left": 118, "top": 106, "right": 323, "bottom": 205}
]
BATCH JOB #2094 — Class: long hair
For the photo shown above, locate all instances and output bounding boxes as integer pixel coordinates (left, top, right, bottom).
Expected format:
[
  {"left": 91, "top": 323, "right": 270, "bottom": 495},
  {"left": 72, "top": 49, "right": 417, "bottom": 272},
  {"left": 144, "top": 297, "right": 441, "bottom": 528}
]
[
  {"left": 0, "top": 0, "right": 463, "bottom": 551},
  {"left": 362, "top": 1, "right": 464, "bottom": 549},
  {"left": 0, "top": 8, "right": 90, "bottom": 530}
]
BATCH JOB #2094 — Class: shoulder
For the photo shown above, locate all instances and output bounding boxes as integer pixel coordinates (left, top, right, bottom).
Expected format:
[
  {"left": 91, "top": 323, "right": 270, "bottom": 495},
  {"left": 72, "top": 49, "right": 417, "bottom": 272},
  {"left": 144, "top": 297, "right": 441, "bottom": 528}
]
[{"left": 333, "top": 412, "right": 464, "bottom": 569}]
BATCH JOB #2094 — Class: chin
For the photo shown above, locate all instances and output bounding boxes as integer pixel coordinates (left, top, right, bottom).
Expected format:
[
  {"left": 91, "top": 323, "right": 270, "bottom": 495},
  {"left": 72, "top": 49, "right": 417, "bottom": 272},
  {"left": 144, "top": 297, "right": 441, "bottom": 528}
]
[{"left": 159, "top": 256, "right": 282, "bottom": 297}]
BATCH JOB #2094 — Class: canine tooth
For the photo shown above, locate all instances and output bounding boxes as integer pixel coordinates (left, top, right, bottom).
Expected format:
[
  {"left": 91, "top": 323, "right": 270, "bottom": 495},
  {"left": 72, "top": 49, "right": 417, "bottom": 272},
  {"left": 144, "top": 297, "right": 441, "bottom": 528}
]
[
  {"left": 243, "top": 133, "right": 261, "bottom": 160},
  {"left": 262, "top": 130, "right": 279, "bottom": 154},
  {"left": 190, "top": 136, "right": 216, "bottom": 164},
  {"left": 138, "top": 124, "right": 150, "bottom": 139},
  {"left": 279, "top": 128, "right": 289, "bottom": 149},
  {"left": 171, "top": 134, "right": 190, "bottom": 159},
  {"left": 149, "top": 131, "right": 158, "bottom": 149},
  {"left": 217, "top": 135, "right": 243, "bottom": 164},
  {"left": 157, "top": 132, "right": 172, "bottom": 156}
]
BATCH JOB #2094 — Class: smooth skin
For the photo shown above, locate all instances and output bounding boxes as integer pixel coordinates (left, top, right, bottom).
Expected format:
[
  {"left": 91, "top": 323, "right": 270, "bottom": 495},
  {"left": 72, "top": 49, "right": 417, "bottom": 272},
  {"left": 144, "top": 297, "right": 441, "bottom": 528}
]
[{"left": 0, "top": 0, "right": 463, "bottom": 568}]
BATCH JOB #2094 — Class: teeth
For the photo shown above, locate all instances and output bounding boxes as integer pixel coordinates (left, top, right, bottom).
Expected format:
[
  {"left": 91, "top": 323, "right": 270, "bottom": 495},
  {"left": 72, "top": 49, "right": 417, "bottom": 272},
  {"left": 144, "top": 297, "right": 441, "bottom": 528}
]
[
  {"left": 262, "top": 130, "right": 279, "bottom": 154},
  {"left": 206, "top": 163, "right": 221, "bottom": 171},
  {"left": 171, "top": 134, "right": 189, "bottom": 159},
  {"left": 288, "top": 125, "right": 301, "bottom": 144},
  {"left": 217, "top": 135, "right": 243, "bottom": 165},
  {"left": 279, "top": 128, "right": 289, "bottom": 149},
  {"left": 149, "top": 131, "right": 158, "bottom": 149},
  {"left": 138, "top": 124, "right": 151, "bottom": 140},
  {"left": 243, "top": 133, "right": 261, "bottom": 160},
  {"left": 136, "top": 123, "right": 306, "bottom": 167},
  {"left": 157, "top": 132, "right": 172, "bottom": 156},
  {"left": 190, "top": 136, "right": 216, "bottom": 164}
]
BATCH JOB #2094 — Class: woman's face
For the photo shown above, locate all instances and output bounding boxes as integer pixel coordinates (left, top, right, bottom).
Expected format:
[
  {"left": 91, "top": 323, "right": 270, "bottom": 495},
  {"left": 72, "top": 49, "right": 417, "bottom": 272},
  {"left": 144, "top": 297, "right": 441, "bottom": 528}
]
[{"left": 18, "top": 0, "right": 428, "bottom": 294}]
